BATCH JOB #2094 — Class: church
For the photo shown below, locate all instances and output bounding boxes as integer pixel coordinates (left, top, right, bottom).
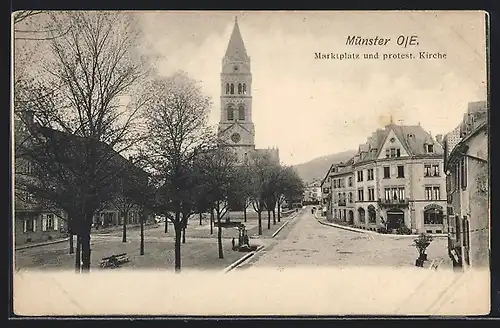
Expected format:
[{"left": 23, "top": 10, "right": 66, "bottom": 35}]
[{"left": 217, "top": 18, "right": 280, "bottom": 165}]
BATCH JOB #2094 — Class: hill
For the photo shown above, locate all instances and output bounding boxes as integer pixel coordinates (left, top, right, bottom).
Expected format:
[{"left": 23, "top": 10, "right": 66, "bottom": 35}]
[{"left": 292, "top": 150, "right": 358, "bottom": 184}]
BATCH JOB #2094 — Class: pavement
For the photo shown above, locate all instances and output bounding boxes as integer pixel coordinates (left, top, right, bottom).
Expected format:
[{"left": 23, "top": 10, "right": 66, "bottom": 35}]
[{"left": 238, "top": 208, "right": 452, "bottom": 270}]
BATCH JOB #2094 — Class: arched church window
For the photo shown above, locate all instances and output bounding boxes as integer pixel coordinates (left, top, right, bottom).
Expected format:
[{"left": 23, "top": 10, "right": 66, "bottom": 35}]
[
  {"left": 243, "top": 83, "right": 247, "bottom": 95},
  {"left": 238, "top": 83, "right": 242, "bottom": 95},
  {"left": 238, "top": 105, "right": 245, "bottom": 120},
  {"left": 227, "top": 105, "right": 234, "bottom": 121},
  {"left": 225, "top": 83, "right": 230, "bottom": 94},
  {"left": 230, "top": 83, "right": 234, "bottom": 95}
]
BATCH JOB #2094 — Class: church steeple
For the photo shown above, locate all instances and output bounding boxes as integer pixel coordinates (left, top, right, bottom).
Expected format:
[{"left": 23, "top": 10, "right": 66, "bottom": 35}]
[{"left": 224, "top": 17, "right": 249, "bottom": 61}]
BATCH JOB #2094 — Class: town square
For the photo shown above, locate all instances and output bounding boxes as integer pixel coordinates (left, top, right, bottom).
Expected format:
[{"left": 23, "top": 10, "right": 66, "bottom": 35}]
[{"left": 12, "top": 11, "right": 489, "bottom": 316}]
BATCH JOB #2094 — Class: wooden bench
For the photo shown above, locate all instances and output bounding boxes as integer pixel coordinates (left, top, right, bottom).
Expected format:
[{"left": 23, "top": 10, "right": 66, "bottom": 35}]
[{"left": 100, "top": 253, "right": 130, "bottom": 269}]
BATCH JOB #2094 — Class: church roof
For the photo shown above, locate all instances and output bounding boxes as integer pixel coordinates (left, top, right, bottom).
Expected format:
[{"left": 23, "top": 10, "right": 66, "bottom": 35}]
[{"left": 224, "top": 18, "right": 249, "bottom": 61}]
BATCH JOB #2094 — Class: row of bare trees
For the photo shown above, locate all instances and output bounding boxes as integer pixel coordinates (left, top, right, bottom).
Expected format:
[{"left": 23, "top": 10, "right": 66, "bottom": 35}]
[{"left": 13, "top": 11, "right": 304, "bottom": 273}]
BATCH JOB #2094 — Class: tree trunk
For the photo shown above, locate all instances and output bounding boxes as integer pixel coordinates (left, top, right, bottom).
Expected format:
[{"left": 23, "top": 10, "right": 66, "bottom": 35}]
[
  {"left": 217, "top": 209, "right": 223, "bottom": 259},
  {"left": 80, "top": 214, "right": 93, "bottom": 273},
  {"left": 199, "top": 212, "right": 203, "bottom": 225},
  {"left": 258, "top": 211, "right": 262, "bottom": 235},
  {"left": 243, "top": 205, "right": 247, "bottom": 223},
  {"left": 75, "top": 235, "right": 81, "bottom": 273},
  {"left": 69, "top": 233, "right": 74, "bottom": 254},
  {"left": 273, "top": 208, "right": 276, "bottom": 225},
  {"left": 267, "top": 210, "right": 271, "bottom": 229},
  {"left": 277, "top": 204, "right": 281, "bottom": 223},
  {"left": 174, "top": 222, "right": 182, "bottom": 273},
  {"left": 122, "top": 212, "right": 127, "bottom": 243},
  {"left": 210, "top": 209, "right": 214, "bottom": 235},
  {"left": 140, "top": 216, "right": 145, "bottom": 256},
  {"left": 165, "top": 217, "right": 168, "bottom": 233},
  {"left": 80, "top": 233, "right": 91, "bottom": 273},
  {"left": 182, "top": 226, "right": 186, "bottom": 244}
]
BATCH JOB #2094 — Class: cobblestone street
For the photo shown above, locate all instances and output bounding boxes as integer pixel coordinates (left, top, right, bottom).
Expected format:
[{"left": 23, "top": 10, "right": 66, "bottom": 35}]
[{"left": 240, "top": 209, "right": 452, "bottom": 270}]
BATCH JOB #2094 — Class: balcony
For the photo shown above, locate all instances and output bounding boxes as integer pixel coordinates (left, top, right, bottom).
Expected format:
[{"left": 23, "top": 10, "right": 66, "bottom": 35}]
[{"left": 377, "top": 197, "right": 410, "bottom": 208}]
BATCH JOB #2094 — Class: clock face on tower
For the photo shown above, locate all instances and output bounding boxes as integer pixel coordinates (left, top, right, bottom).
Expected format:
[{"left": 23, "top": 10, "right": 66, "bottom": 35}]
[
  {"left": 231, "top": 133, "right": 241, "bottom": 143},
  {"left": 233, "top": 65, "right": 239, "bottom": 72}
]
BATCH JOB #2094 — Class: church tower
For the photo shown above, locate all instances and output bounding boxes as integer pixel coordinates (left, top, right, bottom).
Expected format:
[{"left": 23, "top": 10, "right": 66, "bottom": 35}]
[{"left": 217, "top": 17, "right": 255, "bottom": 163}]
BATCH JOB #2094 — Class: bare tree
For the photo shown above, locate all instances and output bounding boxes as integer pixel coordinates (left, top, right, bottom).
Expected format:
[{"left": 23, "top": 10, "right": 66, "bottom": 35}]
[
  {"left": 140, "top": 71, "right": 213, "bottom": 272},
  {"left": 194, "top": 146, "right": 237, "bottom": 259},
  {"left": 248, "top": 153, "right": 277, "bottom": 235},
  {"left": 14, "top": 12, "right": 150, "bottom": 272}
]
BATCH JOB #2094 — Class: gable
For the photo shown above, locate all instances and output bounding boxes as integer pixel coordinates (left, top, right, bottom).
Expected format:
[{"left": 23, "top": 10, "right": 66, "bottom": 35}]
[
  {"left": 377, "top": 129, "right": 410, "bottom": 160},
  {"left": 219, "top": 123, "right": 254, "bottom": 145}
]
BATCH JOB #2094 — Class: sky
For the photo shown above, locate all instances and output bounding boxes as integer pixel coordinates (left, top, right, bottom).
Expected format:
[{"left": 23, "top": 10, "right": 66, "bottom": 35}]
[{"left": 23, "top": 11, "right": 489, "bottom": 166}]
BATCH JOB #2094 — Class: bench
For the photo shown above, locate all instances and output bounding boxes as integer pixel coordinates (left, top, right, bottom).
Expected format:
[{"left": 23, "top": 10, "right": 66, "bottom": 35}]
[{"left": 100, "top": 253, "right": 130, "bottom": 269}]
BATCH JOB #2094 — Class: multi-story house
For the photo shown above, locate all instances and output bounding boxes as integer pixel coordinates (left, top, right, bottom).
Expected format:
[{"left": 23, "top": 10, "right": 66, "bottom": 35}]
[
  {"left": 328, "top": 160, "right": 355, "bottom": 224},
  {"left": 14, "top": 114, "right": 149, "bottom": 246},
  {"left": 303, "top": 180, "right": 321, "bottom": 205},
  {"left": 444, "top": 101, "right": 489, "bottom": 270},
  {"left": 319, "top": 121, "right": 447, "bottom": 234},
  {"left": 351, "top": 123, "right": 447, "bottom": 233}
]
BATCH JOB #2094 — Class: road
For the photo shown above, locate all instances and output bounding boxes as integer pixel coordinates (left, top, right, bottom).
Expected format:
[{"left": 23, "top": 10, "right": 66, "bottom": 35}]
[{"left": 240, "top": 208, "right": 451, "bottom": 270}]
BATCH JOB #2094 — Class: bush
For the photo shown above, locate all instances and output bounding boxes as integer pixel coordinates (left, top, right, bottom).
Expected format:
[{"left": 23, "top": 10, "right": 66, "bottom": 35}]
[
  {"left": 47, "top": 235, "right": 53, "bottom": 241},
  {"left": 397, "top": 225, "right": 412, "bottom": 235}
]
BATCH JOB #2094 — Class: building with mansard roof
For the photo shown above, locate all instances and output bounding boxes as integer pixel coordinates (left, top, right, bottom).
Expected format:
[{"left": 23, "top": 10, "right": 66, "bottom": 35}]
[
  {"left": 217, "top": 18, "right": 279, "bottom": 165},
  {"left": 324, "top": 119, "right": 447, "bottom": 234}
]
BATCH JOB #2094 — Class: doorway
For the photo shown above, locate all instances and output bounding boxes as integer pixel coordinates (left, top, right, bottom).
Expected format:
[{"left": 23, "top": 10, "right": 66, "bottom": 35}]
[{"left": 386, "top": 209, "right": 404, "bottom": 231}]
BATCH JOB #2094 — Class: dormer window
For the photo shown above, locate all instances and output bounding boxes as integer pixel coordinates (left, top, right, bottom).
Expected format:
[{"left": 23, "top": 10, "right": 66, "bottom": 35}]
[{"left": 426, "top": 144, "right": 434, "bottom": 153}]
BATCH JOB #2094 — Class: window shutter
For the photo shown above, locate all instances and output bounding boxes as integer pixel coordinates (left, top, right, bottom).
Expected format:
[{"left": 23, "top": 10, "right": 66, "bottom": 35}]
[
  {"left": 54, "top": 217, "right": 59, "bottom": 231},
  {"left": 23, "top": 219, "right": 27, "bottom": 233},
  {"left": 33, "top": 218, "right": 37, "bottom": 232},
  {"left": 42, "top": 215, "right": 47, "bottom": 231}
]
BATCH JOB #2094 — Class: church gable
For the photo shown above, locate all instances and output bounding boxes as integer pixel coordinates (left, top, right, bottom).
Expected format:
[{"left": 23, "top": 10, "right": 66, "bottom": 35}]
[{"left": 377, "top": 129, "right": 410, "bottom": 160}]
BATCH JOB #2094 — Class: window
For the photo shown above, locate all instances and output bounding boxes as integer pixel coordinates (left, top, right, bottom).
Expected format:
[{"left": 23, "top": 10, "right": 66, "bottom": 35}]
[
  {"left": 230, "top": 83, "right": 235, "bottom": 94},
  {"left": 368, "top": 206, "right": 376, "bottom": 223},
  {"left": 242, "top": 83, "right": 247, "bottom": 95},
  {"left": 357, "top": 170, "right": 364, "bottom": 182},
  {"left": 23, "top": 217, "right": 36, "bottom": 233},
  {"left": 386, "top": 147, "right": 401, "bottom": 158},
  {"left": 427, "top": 144, "right": 434, "bottom": 153},
  {"left": 238, "top": 83, "right": 242, "bottom": 94},
  {"left": 424, "top": 208, "right": 443, "bottom": 225},
  {"left": 225, "top": 83, "right": 230, "bottom": 94},
  {"left": 384, "top": 187, "right": 405, "bottom": 201},
  {"left": 334, "top": 209, "right": 337, "bottom": 218},
  {"left": 42, "top": 214, "right": 55, "bottom": 231},
  {"left": 368, "top": 188, "right": 375, "bottom": 201},
  {"left": 425, "top": 186, "right": 441, "bottom": 200},
  {"left": 397, "top": 165, "right": 405, "bottom": 178},
  {"left": 460, "top": 157, "right": 467, "bottom": 190},
  {"left": 238, "top": 105, "right": 245, "bottom": 120},
  {"left": 455, "top": 215, "right": 461, "bottom": 241},
  {"left": 424, "top": 164, "right": 440, "bottom": 177},
  {"left": 357, "top": 189, "right": 364, "bottom": 201},
  {"left": 367, "top": 169, "right": 374, "bottom": 180},
  {"left": 348, "top": 177, "right": 353, "bottom": 187},
  {"left": 348, "top": 192, "right": 353, "bottom": 203},
  {"left": 227, "top": 106, "right": 234, "bottom": 120},
  {"left": 383, "top": 166, "right": 390, "bottom": 179}
]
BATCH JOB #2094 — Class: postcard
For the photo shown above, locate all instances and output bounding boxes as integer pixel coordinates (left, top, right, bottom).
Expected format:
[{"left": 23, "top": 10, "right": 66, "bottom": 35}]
[{"left": 12, "top": 10, "right": 490, "bottom": 317}]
